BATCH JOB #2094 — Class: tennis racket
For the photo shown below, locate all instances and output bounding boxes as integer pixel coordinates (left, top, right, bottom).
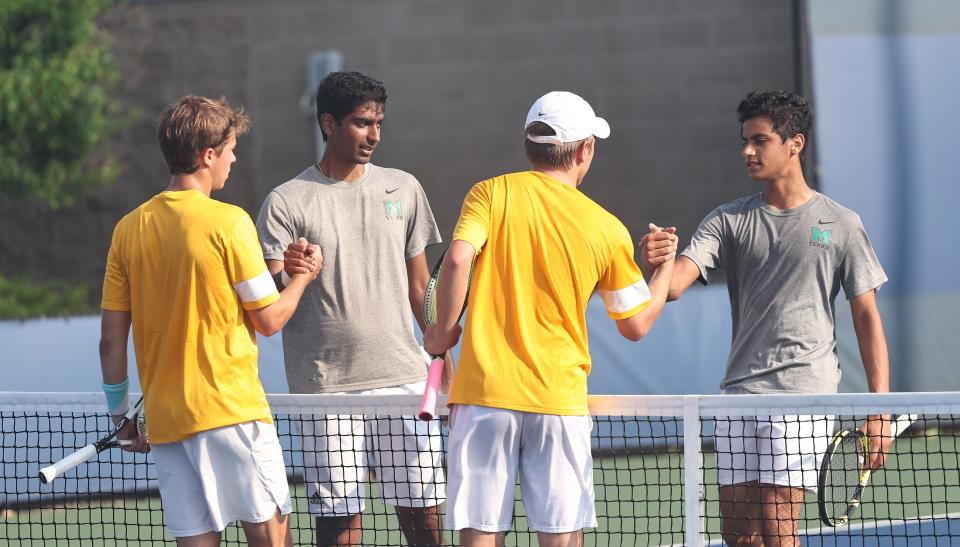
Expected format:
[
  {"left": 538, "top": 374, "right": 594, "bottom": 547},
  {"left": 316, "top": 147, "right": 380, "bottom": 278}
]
[
  {"left": 418, "top": 250, "right": 474, "bottom": 421},
  {"left": 817, "top": 413, "right": 917, "bottom": 527},
  {"left": 38, "top": 396, "right": 147, "bottom": 484}
]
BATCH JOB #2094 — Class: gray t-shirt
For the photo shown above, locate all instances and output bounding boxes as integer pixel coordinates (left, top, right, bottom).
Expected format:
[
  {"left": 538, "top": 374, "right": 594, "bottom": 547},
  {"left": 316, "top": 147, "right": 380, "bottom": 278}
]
[
  {"left": 680, "top": 192, "right": 887, "bottom": 394},
  {"left": 256, "top": 164, "right": 442, "bottom": 393}
]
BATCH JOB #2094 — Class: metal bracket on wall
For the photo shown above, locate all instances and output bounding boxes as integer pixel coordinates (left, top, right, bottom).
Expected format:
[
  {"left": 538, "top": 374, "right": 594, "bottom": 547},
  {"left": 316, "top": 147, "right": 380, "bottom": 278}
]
[{"left": 299, "top": 50, "right": 344, "bottom": 162}]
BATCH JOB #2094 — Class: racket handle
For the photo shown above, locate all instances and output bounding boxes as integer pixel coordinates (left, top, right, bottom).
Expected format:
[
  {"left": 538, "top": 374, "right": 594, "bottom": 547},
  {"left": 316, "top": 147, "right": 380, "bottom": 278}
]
[
  {"left": 38, "top": 444, "right": 98, "bottom": 484},
  {"left": 418, "top": 356, "right": 444, "bottom": 421}
]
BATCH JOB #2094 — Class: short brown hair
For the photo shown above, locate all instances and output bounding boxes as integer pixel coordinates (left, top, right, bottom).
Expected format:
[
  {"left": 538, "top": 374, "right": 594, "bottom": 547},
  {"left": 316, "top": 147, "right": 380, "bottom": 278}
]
[
  {"left": 157, "top": 96, "right": 250, "bottom": 175},
  {"left": 523, "top": 122, "right": 586, "bottom": 170}
]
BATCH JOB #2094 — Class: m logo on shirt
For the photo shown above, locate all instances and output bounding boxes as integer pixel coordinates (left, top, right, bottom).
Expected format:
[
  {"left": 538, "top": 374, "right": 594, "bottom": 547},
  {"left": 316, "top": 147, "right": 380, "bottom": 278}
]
[
  {"left": 384, "top": 200, "right": 403, "bottom": 220},
  {"left": 810, "top": 227, "right": 832, "bottom": 249}
]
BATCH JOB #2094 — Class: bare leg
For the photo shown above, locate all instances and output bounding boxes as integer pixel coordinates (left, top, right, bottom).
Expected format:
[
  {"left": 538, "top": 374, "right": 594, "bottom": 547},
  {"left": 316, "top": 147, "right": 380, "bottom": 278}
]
[
  {"left": 176, "top": 531, "right": 221, "bottom": 547},
  {"left": 758, "top": 485, "right": 804, "bottom": 547},
  {"left": 315, "top": 514, "right": 362, "bottom": 547},
  {"left": 719, "top": 483, "right": 763, "bottom": 546},
  {"left": 459, "top": 528, "right": 506, "bottom": 547},
  {"left": 240, "top": 508, "right": 293, "bottom": 547},
  {"left": 536, "top": 529, "right": 583, "bottom": 547},
  {"left": 396, "top": 505, "right": 444, "bottom": 546}
]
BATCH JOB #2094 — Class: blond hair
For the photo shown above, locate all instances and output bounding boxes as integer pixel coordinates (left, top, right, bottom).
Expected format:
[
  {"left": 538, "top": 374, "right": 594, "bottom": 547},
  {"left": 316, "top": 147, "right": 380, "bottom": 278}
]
[{"left": 157, "top": 96, "right": 250, "bottom": 175}]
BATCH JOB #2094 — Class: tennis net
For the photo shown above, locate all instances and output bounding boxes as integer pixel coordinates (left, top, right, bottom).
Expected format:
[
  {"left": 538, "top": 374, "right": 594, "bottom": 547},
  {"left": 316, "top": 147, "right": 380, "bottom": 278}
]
[{"left": 2, "top": 392, "right": 959, "bottom": 546}]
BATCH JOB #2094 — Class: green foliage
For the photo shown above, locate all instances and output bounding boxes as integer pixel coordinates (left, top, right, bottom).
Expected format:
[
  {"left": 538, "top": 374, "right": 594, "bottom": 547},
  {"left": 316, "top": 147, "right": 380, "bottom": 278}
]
[
  {"left": 0, "top": 0, "right": 120, "bottom": 208},
  {"left": 0, "top": 275, "right": 96, "bottom": 319}
]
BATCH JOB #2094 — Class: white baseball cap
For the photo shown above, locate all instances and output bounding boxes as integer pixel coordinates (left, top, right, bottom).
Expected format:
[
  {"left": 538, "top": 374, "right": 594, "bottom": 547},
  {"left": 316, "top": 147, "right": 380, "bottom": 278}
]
[{"left": 524, "top": 91, "right": 611, "bottom": 145}]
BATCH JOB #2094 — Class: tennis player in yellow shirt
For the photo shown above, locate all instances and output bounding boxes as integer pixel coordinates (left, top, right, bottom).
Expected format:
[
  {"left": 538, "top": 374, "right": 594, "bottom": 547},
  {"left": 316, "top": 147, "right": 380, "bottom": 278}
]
[
  {"left": 424, "top": 91, "right": 677, "bottom": 547},
  {"left": 99, "top": 96, "right": 320, "bottom": 546}
]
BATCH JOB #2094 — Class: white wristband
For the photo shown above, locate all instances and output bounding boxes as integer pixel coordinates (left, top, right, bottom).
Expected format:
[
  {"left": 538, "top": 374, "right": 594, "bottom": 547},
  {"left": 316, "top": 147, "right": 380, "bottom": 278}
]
[{"left": 280, "top": 270, "right": 292, "bottom": 287}]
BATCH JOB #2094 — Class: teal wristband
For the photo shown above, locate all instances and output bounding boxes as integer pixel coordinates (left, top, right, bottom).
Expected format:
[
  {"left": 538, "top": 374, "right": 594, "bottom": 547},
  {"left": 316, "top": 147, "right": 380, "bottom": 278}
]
[{"left": 102, "top": 379, "right": 130, "bottom": 416}]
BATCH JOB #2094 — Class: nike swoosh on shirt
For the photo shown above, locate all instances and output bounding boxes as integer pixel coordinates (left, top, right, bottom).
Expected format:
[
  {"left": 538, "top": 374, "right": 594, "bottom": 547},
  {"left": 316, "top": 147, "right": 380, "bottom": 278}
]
[
  {"left": 818, "top": 220, "right": 835, "bottom": 225},
  {"left": 386, "top": 187, "right": 399, "bottom": 194}
]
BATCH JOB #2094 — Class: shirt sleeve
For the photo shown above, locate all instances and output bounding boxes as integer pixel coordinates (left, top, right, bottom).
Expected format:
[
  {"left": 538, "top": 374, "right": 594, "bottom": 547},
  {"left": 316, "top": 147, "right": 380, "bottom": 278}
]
[
  {"left": 839, "top": 215, "right": 888, "bottom": 299},
  {"left": 101, "top": 223, "right": 131, "bottom": 311},
  {"left": 227, "top": 214, "right": 280, "bottom": 310},
  {"left": 256, "top": 190, "right": 297, "bottom": 262},
  {"left": 404, "top": 176, "right": 442, "bottom": 259},
  {"left": 451, "top": 180, "right": 492, "bottom": 253},
  {"left": 597, "top": 222, "right": 650, "bottom": 320},
  {"left": 679, "top": 207, "right": 727, "bottom": 285}
]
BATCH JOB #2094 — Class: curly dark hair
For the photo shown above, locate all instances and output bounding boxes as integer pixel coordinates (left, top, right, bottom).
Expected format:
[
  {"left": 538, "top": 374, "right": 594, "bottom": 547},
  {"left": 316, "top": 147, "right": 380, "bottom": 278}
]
[
  {"left": 736, "top": 90, "right": 812, "bottom": 152},
  {"left": 315, "top": 71, "right": 387, "bottom": 141}
]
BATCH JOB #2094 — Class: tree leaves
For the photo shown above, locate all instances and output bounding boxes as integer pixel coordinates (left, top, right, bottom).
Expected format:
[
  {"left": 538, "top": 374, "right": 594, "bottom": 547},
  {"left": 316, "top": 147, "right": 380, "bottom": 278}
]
[
  {"left": 0, "top": 0, "right": 120, "bottom": 208},
  {"left": 0, "top": 275, "right": 95, "bottom": 319}
]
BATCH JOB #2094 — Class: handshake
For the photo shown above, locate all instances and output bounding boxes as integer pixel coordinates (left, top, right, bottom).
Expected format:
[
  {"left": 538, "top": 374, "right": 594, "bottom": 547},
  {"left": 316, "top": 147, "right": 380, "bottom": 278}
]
[
  {"left": 278, "top": 223, "right": 679, "bottom": 284},
  {"left": 282, "top": 237, "right": 323, "bottom": 282},
  {"left": 639, "top": 223, "right": 679, "bottom": 274}
]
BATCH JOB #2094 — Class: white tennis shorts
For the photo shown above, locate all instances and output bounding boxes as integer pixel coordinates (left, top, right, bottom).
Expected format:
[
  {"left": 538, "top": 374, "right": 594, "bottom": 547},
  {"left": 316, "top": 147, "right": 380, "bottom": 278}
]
[
  {"left": 301, "top": 380, "right": 445, "bottom": 516},
  {"left": 445, "top": 404, "right": 597, "bottom": 533},
  {"left": 715, "top": 414, "right": 834, "bottom": 492},
  {"left": 151, "top": 420, "right": 292, "bottom": 537}
]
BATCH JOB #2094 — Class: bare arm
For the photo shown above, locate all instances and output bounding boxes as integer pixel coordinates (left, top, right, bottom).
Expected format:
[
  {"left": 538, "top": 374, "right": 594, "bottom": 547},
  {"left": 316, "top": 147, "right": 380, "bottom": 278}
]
[
  {"left": 99, "top": 310, "right": 148, "bottom": 452},
  {"left": 614, "top": 257, "right": 675, "bottom": 341},
  {"left": 249, "top": 243, "right": 321, "bottom": 336},
  {"left": 244, "top": 276, "right": 313, "bottom": 336},
  {"left": 667, "top": 256, "right": 702, "bottom": 301},
  {"left": 407, "top": 252, "right": 429, "bottom": 331},
  {"left": 408, "top": 251, "right": 456, "bottom": 392},
  {"left": 266, "top": 259, "right": 284, "bottom": 277},
  {"left": 100, "top": 310, "right": 132, "bottom": 385},
  {"left": 851, "top": 290, "right": 890, "bottom": 393},
  {"left": 851, "top": 289, "right": 892, "bottom": 470},
  {"left": 267, "top": 237, "right": 321, "bottom": 289},
  {"left": 613, "top": 224, "right": 678, "bottom": 341},
  {"left": 423, "top": 240, "right": 475, "bottom": 356}
]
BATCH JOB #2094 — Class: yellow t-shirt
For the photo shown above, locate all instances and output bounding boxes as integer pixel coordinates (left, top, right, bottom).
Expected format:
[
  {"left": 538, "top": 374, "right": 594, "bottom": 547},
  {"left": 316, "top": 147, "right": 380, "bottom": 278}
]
[
  {"left": 101, "top": 190, "right": 279, "bottom": 443},
  {"left": 449, "top": 171, "right": 651, "bottom": 415}
]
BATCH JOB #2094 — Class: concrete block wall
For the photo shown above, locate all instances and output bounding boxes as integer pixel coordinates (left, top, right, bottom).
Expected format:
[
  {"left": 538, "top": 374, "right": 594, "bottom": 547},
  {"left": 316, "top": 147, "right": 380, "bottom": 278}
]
[{"left": 0, "top": 0, "right": 798, "bottom": 288}]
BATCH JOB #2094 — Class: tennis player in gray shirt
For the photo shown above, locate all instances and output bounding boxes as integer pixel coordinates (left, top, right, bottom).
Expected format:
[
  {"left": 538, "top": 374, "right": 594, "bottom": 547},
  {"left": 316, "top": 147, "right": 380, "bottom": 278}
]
[
  {"left": 663, "top": 90, "right": 892, "bottom": 546},
  {"left": 256, "top": 71, "right": 446, "bottom": 547}
]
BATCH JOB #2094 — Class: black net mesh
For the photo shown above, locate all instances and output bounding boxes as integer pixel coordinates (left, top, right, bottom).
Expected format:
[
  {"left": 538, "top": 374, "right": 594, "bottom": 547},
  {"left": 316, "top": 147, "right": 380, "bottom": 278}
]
[{"left": 3, "top": 394, "right": 959, "bottom": 546}]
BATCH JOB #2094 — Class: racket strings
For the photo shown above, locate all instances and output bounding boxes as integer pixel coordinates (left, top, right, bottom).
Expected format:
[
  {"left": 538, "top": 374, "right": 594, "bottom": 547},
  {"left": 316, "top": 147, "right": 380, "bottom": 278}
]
[
  {"left": 137, "top": 413, "right": 149, "bottom": 440},
  {"left": 424, "top": 279, "right": 439, "bottom": 325},
  {"left": 822, "top": 433, "right": 867, "bottom": 523},
  {"left": 424, "top": 250, "right": 474, "bottom": 327}
]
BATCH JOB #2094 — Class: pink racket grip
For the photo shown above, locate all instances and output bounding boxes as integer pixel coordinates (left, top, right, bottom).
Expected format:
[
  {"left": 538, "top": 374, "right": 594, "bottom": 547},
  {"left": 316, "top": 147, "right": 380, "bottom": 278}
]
[{"left": 418, "top": 356, "right": 444, "bottom": 421}]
